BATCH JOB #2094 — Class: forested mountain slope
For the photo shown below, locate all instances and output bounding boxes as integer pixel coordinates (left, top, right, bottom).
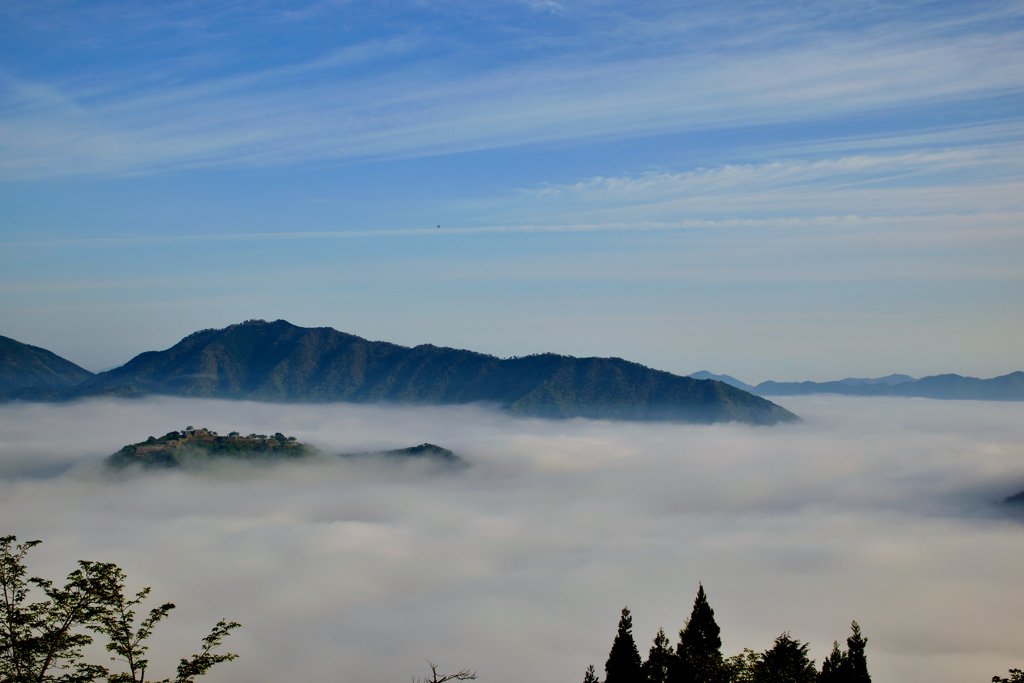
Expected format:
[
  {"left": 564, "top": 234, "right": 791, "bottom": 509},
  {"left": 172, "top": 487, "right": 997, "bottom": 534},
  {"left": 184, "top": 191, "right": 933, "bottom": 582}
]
[
  {"left": 68, "top": 319, "right": 797, "bottom": 425},
  {"left": 0, "top": 335, "right": 94, "bottom": 396}
]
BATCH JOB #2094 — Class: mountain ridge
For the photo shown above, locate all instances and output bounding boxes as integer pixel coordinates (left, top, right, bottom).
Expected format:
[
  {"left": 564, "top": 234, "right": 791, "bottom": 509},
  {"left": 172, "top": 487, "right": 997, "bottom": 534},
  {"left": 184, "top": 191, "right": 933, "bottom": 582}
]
[
  {"left": 688, "top": 371, "right": 755, "bottom": 393},
  {"left": 26, "top": 320, "right": 797, "bottom": 425},
  {"left": 690, "top": 371, "right": 1024, "bottom": 400},
  {"left": 0, "top": 335, "right": 94, "bottom": 396}
]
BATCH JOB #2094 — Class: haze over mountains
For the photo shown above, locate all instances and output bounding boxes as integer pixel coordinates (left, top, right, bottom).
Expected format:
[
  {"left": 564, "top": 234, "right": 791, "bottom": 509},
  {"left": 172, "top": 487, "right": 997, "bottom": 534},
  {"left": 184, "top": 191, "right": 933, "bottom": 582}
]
[
  {"left": 0, "top": 320, "right": 794, "bottom": 425},
  {"left": 3, "top": 323, "right": 1021, "bottom": 425},
  {"left": 689, "top": 370, "right": 1024, "bottom": 401}
]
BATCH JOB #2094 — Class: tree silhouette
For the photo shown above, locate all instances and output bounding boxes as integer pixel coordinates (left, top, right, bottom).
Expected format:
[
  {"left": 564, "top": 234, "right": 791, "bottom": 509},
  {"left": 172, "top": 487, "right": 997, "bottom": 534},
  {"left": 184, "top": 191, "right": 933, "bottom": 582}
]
[
  {"left": 605, "top": 607, "right": 643, "bottom": 683},
  {"left": 723, "top": 648, "right": 759, "bottom": 682},
  {"left": 819, "top": 621, "right": 870, "bottom": 683},
  {"left": 672, "top": 584, "right": 726, "bottom": 683},
  {"left": 752, "top": 633, "right": 818, "bottom": 683},
  {"left": 584, "top": 663, "right": 601, "bottom": 683},
  {"left": 844, "top": 621, "right": 870, "bottom": 683},
  {"left": 819, "top": 641, "right": 846, "bottom": 683},
  {"left": 0, "top": 537, "right": 111, "bottom": 683},
  {"left": 412, "top": 661, "right": 477, "bottom": 683},
  {"left": 642, "top": 628, "right": 674, "bottom": 683},
  {"left": 0, "top": 535, "right": 239, "bottom": 683}
]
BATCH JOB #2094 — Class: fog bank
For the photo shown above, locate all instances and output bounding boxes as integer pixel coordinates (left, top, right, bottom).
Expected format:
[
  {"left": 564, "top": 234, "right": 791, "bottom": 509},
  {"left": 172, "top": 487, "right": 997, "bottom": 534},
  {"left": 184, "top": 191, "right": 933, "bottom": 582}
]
[{"left": 1, "top": 396, "right": 1022, "bottom": 683}]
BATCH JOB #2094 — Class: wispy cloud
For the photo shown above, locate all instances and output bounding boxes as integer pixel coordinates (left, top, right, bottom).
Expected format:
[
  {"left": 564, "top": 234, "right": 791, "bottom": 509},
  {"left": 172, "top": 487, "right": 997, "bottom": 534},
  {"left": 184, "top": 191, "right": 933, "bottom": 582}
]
[
  {"left": 1, "top": 10, "right": 1022, "bottom": 178},
  {"left": 1, "top": 1, "right": 1021, "bottom": 383},
  {"left": 3, "top": 211, "right": 1022, "bottom": 252},
  {"left": 528, "top": 152, "right": 989, "bottom": 199},
  {"left": 494, "top": 136, "right": 1024, "bottom": 226}
]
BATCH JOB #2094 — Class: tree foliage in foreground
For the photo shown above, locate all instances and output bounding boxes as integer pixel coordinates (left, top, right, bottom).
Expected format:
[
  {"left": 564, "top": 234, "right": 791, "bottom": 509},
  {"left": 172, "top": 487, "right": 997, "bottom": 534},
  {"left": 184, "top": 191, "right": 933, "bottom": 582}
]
[
  {"left": 1, "top": 535, "right": 239, "bottom": 683},
  {"left": 641, "top": 629, "right": 672, "bottom": 683},
  {"left": 583, "top": 586, "right": 1022, "bottom": 683},
  {"left": 752, "top": 633, "right": 817, "bottom": 683},
  {"left": 604, "top": 607, "right": 643, "bottom": 683},
  {"left": 583, "top": 585, "right": 872, "bottom": 683},
  {"left": 673, "top": 583, "right": 727, "bottom": 683},
  {"left": 818, "top": 620, "right": 870, "bottom": 683}
]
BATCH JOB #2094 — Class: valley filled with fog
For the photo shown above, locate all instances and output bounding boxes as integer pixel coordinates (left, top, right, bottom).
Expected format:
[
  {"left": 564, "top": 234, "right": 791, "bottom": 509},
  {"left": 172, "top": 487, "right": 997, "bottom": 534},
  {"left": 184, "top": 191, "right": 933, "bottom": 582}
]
[{"left": 1, "top": 396, "right": 1022, "bottom": 683}]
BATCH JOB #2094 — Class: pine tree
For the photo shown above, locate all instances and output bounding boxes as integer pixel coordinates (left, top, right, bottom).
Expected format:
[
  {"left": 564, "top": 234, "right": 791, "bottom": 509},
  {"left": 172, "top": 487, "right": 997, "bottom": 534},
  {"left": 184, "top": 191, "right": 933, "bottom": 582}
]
[
  {"left": 605, "top": 607, "right": 643, "bottom": 683},
  {"left": 817, "top": 622, "right": 869, "bottom": 683},
  {"left": 844, "top": 621, "right": 870, "bottom": 683},
  {"left": 672, "top": 584, "right": 726, "bottom": 683},
  {"left": 642, "top": 628, "right": 675, "bottom": 683},
  {"left": 819, "top": 641, "right": 847, "bottom": 683},
  {"left": 752, "top": 633, "right": 818, "bottom": 683},
  {"left": 679, "top": 585, "right": 722, "bottom": 657},
  {"left": 584, "top": 664, "right": 601, "bottom": 683}
]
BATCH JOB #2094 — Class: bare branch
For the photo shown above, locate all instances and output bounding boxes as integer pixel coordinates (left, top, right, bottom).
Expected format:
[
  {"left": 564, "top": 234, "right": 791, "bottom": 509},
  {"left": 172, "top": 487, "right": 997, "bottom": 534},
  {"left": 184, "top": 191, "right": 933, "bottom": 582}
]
[{"left": 412, "top": 660, "right": 478, "bottom": 683}]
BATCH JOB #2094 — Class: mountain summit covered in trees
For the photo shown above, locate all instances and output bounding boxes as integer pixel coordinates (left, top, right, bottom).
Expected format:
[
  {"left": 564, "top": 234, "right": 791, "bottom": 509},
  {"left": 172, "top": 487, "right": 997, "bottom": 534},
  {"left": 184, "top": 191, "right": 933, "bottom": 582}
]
[
  {"left": 106, "top": 425, "right": 459, "bottom": 469},
  {"left": 0, "top": 320, "right": 796, "bottom": 425},
  {"left": 107, "top": 427, "right": 311, "bottom": 468}
]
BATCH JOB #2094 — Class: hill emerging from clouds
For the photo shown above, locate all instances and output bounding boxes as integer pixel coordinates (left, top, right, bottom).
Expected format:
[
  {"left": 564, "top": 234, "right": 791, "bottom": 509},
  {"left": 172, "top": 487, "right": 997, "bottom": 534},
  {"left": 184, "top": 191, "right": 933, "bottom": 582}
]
[{"left": 63, "top": 320, "right": 796, "bottom": 425}]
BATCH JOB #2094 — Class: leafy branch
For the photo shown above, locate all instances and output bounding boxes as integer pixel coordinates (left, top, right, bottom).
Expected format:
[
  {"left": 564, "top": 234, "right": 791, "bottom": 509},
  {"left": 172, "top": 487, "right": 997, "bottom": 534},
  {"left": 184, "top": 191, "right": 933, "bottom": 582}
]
[{"left": 1, "top": 535, "right": 239, "bottom": 683}]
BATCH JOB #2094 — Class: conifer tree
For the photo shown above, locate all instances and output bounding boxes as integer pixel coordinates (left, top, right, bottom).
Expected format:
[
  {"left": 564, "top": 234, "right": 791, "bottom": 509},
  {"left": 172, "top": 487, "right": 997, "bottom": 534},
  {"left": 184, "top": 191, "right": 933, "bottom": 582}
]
[
  {"left": 605, "top": 607, "right": 643, "bottom": 683},
  {"left": 584, "top": 664, "right": 601, "bottom": 683},
  {"left": 752, "top": 633, "right": 818, "bottom": 683},
  {"left": 642, "top": 628, "right": 674, "bottom": 683},
  {"left": 819, "top": 641, "right": 847, "bottom": 683},
  {"left": 844, "top": 621, "right": 870, "bottom": 683},
  {"left": 672, "top": 584, "right": 726, "bottom": 683}
]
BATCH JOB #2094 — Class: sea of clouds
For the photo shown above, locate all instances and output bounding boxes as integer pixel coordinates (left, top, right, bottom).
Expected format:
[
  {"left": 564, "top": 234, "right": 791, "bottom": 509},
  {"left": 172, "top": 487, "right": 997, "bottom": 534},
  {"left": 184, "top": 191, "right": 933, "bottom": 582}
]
[{"left": 1, "top": 396, "right": 1022, "bottom": 683}]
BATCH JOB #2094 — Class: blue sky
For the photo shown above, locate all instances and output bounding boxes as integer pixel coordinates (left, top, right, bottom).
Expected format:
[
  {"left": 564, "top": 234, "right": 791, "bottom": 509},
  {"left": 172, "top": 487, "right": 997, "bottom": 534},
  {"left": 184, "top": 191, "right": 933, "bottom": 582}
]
[{"left": 1, "top": 0, "right": 1022, "bottom": 381}]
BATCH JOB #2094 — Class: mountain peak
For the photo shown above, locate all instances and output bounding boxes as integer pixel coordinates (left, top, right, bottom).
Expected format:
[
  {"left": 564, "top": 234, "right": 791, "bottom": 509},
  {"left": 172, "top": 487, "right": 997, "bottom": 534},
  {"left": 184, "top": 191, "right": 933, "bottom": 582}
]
[
  {"left": 62, "top": 321, "right": 797, "bottom": 425},
  {"left": 0, "top": 335, "right": 94, "bottom": 396},
  {"left": 689, "top": 371, "right": 755, "bottom": 393}
]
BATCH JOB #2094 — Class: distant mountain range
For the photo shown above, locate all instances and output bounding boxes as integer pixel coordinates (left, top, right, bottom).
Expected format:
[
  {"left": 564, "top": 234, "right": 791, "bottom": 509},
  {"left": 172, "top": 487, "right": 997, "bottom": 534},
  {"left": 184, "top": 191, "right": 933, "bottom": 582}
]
[
  {"left": 688, "top": 371, "right": 756, "bottom": 393},
  {"left": 0, "top": 320, "right": 796, "bottom": 425},
  {"left": 690, "top": 370, "right": 1024, "bottom": 400},
  {"left": 4, "top": 323, "right": 1019, "bottom": 424}
]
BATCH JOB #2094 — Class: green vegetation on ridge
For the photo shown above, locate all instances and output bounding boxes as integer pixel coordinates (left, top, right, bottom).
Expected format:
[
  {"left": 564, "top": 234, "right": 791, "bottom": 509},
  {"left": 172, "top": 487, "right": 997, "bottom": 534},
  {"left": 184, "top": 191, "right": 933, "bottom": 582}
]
[
  {"left": 0, "top": 335, "right": 94, "bottom": 398},
  {"left": 66, "top": 320, "right": 797, "bottom": 425},
  {"left": 107, "top": 426, "right": 313, "bottom": 468},
  {"left": 106, "top": 427, "right": 459, "bottom": 469}
]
